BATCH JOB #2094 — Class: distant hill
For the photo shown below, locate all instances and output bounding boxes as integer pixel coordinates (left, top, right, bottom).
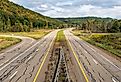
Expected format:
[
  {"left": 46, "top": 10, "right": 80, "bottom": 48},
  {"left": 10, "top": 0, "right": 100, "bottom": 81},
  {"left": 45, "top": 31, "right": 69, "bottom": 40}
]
[
  {"left": 0, "top": 0, "right": 62, "bottom": 32},
  {"left": 57, "top": 17, "right": 113, "bottom": 24},
  {"left": 57, "top": 17, "right": 121, "bottom": 33}
]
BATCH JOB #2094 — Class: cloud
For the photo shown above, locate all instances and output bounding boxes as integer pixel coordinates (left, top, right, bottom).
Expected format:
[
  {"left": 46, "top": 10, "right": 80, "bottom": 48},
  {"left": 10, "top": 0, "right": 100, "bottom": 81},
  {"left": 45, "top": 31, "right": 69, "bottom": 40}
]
[
  {"left": 79, "top": 5, "right": 121, "bottom": 18},
  {"left": 40, "top": 4, "right": 48, "bottom": 8},
  {"left": 56, "top": 1, "right": 73, "bottom": 6},
  {"left": 8, "top": 0, "right": 121, "bottom": 19}
]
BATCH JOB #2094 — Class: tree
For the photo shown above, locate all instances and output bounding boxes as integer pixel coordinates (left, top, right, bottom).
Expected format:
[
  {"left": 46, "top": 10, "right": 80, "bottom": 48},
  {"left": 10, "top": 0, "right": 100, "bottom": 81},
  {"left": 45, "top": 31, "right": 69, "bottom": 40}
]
[{"left": 110, "top": 20, "right": 120, "bottom": 33}]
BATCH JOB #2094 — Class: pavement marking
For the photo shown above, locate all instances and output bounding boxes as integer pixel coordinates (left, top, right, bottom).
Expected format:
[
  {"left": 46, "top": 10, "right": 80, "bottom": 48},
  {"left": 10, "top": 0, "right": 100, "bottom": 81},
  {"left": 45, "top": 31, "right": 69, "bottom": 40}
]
[
  {"left": 0, "top": 36, "right": 47, "bottom": 71},
  {"left": 7, "top": 42, "right": 25, "bottom": 52},
  {"left": 0, "top": 53, "right": 4, "bottom": 56},
  {"left": 84, "top": 50, "right": 88, "bottom": 54},
  {"left": 26, "top": 56, "right": 32, "bottom": 62},
  {"left": 65, "top": 33, "right": 89, "bottom": 82},
  {"left": 9, "top": 71, "right": 18, "bottom": 79},
  {"left": 93, "top": 59, "right": 98, "bottom": 65},
  {"left": 33, "top": 34, "right": 56, "bottom": 82},
  {"left": 74, "top": 34, "right": 121, "bottom": 71},
  {"left": 99, "top": 54, "right": 121, "bottom": 71},
  {"left": 7, "top": 40, "right": 34, "bottom": 52},
  {"left": 112, "top": 77, "right": 120, "bottom": 82},
  {"left": 0, "top": 63, "right": 4, "bottom": 67}
]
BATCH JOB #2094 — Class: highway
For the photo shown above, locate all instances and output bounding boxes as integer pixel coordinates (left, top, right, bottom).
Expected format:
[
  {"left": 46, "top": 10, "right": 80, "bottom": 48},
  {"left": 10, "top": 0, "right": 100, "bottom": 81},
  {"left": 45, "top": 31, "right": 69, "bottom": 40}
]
[
  {"left": 64, "top": 29, "right": 121, "bottom": 82},
  {"left": 0, "top": 29, "right": 121, "bottom": 82},
  {"left": 0, "top": 30, "right": 58, "bottom": 82}
]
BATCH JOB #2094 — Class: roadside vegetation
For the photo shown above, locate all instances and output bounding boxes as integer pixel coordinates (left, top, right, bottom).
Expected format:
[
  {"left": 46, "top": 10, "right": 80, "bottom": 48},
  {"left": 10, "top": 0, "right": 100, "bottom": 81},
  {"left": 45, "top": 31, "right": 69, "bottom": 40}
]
[
  {"left": 0, "top": 36, "right": 21, "bottom": 51},
  {"left": 45, "top": 30, "right": 71, "bottom": 82},
  {"left": 72, "top": 30, "right": 121, "bottom": 57},
  {"left": 58, "top": 17, "right": 121, "bottom": 33},
  {"left": 0, "top": 29, "right": 52, "bottom": 40},
  {"left": 0, "top": 0, "right": 63, "bottom": 32},
  {"left": 56, "top": 30, "right": 65, "bottom": 42}
]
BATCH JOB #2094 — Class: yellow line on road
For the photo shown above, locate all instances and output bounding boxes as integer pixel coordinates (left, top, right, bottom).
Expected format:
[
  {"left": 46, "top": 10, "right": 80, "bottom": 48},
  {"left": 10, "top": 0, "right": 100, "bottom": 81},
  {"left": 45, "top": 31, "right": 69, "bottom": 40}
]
[
  {"left": 33, "top": 36, "right": 55, "bottom": 82},
  {"left": 65, "top": 34, "right": 89, "bottom": 82}
]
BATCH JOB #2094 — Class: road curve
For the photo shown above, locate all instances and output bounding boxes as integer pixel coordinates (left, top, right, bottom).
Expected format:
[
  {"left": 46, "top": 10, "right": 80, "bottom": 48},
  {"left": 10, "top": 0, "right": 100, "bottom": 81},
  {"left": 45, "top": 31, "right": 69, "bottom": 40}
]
[
  {"left": 0, "top": 30, "right": 58, "bottom": 82},
  {"left": 64, "top": 29, "right": 121, "bottom": 82}
]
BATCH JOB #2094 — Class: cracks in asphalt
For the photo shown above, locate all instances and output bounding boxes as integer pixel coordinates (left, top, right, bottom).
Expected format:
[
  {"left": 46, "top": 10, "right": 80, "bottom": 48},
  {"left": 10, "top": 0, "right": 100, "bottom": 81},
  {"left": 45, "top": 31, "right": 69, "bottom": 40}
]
[
  {"left": 82, "top": 63, "right": 96, "bottom": 82},
  {"left": 0, "top": 56, "right": 5, "bottom": 61},
  {"left": 71, "top": 36, "right": 121, "bottom": 81},
  {"left": 98, "top": 72, "right": 104, "bottom": 81}
]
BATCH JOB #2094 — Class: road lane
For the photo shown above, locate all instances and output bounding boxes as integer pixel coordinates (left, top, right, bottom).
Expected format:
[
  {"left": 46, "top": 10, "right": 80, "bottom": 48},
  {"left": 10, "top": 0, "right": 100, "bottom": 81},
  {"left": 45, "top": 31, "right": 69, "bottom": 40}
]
[
  {"left": 0, "top": 30, "right": 58, "bottom": 82},
  {"left": 0, "top": 35, "right": 36, "bottom": 69},
  {"left": 64, "top": 29, "right": 121, "bottom": 82}
]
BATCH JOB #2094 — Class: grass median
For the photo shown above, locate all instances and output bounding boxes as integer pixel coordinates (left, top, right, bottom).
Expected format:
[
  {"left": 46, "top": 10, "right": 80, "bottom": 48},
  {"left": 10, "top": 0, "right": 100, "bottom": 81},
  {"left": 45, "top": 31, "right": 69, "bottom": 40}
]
[
  {"left": 56, "top": 30, "right": 65, "bottom": 42},
  {"left": 72, "top": 30, "right": 121, "bottom": 58},
  {"left": 0, "top": 36, "right": 21, "bottom": 51}
]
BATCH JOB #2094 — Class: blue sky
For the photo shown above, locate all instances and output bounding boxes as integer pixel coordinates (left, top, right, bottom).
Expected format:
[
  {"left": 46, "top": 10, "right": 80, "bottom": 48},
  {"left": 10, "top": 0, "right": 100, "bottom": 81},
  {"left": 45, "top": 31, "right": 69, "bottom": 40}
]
[{"left": 9, "top": 0, "right": 121, "bottom": 18}]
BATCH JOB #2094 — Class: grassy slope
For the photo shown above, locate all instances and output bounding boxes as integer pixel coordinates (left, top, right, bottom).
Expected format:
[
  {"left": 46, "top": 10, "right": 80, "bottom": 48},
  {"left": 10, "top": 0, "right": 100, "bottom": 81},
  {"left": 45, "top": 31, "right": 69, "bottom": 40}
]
[
  {"left": 0, "top": 36, "right": 21, "bottom": 51},
  {"left": 72, "top": 30, "right": 121, "bottom": 57},
  {"left": 0, "top": 29, "right": 52, "bottom": 40},
  {"left": 0, "top": 0, "right": 63, "bottom": 31}
]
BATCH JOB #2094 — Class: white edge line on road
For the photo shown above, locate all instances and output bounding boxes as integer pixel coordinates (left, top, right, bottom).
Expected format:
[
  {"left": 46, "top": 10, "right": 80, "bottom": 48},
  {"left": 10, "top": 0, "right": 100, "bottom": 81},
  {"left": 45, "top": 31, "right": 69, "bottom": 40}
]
[
  {"left": 99, "top": 54, "right": 121, "bottom": 71},
  {"left": 9, "top": 71, "right": 18, "bottom": 79},
  {"left": 7, "top": 40, "right": 34, "bottom": 52},
  {"left": 0, "top": 35, "right": 48, "bottom": 71},
  {"left": 73, "top": 33, "right": 121, "bottom": 71},
  {"left": 7, "top": 42, "right": 25, "bottom": 52}
]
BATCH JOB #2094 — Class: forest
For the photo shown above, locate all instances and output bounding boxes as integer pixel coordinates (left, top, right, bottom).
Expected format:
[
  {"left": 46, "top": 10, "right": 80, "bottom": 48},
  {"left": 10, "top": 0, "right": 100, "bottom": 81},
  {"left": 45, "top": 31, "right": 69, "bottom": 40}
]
[
  {"left": 57, "top": 17, "right": 121, "bottom": 33},
  {"left": 0, "top": 0, "right": 62, "bottom": 32}
]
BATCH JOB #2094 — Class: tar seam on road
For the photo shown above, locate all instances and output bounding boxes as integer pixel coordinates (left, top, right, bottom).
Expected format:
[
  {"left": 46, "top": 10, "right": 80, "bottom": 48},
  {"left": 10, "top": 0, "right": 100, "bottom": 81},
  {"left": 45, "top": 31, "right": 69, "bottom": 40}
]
[
  {"left": 65, "top": 33, "right": 89, "bottom": 82},
  {"left": 32, "top": 35, "right": 55, "bottom": 82}
]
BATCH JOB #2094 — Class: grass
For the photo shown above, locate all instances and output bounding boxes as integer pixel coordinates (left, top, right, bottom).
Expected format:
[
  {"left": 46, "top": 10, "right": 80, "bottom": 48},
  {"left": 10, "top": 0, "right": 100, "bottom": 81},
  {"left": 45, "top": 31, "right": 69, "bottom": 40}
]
[
  {"left": 72, "top": 30, "right": 121, "bottom": 57},
  {"left": 0, "top": 29, "right": 52, "bottom": 40},
  {"left": 0, "top": 36, "right": 21, "bottom": 51},
  {"left": 56, "top": 30, "right": 65, "bottom": 42}
]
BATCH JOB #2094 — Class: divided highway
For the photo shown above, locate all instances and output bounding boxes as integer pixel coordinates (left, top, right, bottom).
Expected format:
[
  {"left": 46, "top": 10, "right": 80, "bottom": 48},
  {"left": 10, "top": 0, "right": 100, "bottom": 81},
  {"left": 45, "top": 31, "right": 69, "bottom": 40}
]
[
  {"left": 0, "top": 30, "right": 58, "bottom": 82},
  {"left": 0, "top": 29, "right": 121, "bottom": 82},
  {"left": 64, "top": 29, "right": 121, "bottom": 82}
]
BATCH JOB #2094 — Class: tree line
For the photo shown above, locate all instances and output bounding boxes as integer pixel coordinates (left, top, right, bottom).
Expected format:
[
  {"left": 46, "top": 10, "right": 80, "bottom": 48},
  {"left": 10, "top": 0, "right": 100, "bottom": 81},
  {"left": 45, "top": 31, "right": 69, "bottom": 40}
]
[
  {"left": 0, "top": 0, "right": 62, "bottom": 32},
  {"left": 57, "top": 17, "right": 121, "bottom": 33}
]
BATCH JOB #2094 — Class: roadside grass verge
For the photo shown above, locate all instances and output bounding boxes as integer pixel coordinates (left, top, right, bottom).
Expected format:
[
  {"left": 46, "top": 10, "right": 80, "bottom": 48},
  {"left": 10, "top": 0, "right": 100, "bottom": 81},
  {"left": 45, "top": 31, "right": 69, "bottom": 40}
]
[
  {"left": 72, "top": 30, "right": 121, "bottom": 57},
  {"left": 0, "top": 29, "right": 52, "bottom": 40},
  {"left": 0, "top": 36, "right": 21, "bottom": 51}
]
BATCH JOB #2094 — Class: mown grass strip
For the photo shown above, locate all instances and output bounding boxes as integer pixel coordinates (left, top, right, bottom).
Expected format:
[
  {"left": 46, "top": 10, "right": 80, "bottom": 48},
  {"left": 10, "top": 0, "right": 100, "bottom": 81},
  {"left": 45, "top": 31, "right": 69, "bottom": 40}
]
[
  {"left": 0, "top": 37, "right": 21, "bottom": 51},
  {"left": 56, "top": 30, "right": 65, "bottom": 42},
  {"left": 0, "top": 29, "right": 52, "bottom": 40}
]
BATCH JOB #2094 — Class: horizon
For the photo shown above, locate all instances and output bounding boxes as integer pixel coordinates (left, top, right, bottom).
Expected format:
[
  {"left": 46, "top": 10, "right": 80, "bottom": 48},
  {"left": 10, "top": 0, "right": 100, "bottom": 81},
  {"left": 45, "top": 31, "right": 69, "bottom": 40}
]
[{"left": 9, "top": 0, "right": 121, "bottom": 19}]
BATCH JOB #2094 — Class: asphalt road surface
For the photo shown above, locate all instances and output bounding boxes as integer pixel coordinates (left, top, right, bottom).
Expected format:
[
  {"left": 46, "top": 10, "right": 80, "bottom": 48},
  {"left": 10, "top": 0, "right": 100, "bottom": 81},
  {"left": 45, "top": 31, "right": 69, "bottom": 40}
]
[
  {"left": 0, "top": 29, "right": 121, "bottom": 82},
  {"left": 64, "top": 29, "right": 121, "bottom": 82},
  {"left": 0, "top": 30, "right": 58, "bottom": 82}
]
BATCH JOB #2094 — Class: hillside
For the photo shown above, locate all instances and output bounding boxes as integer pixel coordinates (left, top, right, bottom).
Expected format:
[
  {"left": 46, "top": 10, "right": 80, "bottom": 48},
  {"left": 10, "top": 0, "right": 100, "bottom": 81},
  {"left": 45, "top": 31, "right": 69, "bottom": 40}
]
[
  {"left": 0, "top": 0, "right": 62, "bottom": 32},
  {"left": 57, "top": 17, "right": 121, "bottom": 33}
]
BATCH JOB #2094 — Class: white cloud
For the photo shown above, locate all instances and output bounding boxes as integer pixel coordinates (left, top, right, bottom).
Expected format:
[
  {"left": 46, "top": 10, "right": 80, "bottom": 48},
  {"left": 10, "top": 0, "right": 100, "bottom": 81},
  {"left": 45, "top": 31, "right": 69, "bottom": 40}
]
[
  {"left": 79, "top": 5, "right": 121, "bottom": 18},
  {"left": 56, "top": 2, "right": 73, "bottom": 6},
  {"left": 8, "top": 0, "right": 121, "bottom": 19},
  {"left": 40, "top": 4, "right": 48, "bottom": 8}
]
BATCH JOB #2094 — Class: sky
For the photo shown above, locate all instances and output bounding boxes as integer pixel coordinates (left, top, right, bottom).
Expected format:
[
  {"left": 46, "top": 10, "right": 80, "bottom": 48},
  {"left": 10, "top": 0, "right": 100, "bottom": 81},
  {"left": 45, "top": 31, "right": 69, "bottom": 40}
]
[{"left": 9, "top": 0, "right": 121, "bottom": 19}]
